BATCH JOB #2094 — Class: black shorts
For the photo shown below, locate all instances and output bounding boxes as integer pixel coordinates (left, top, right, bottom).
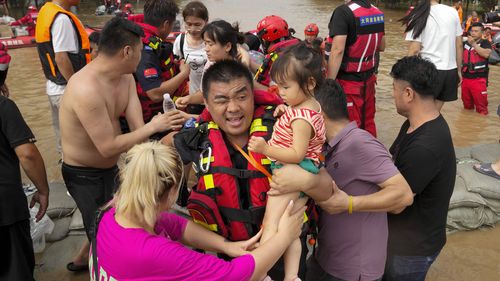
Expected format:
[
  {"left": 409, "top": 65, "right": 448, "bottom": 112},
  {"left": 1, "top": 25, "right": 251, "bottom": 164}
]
[
  {"left": 62, "top": 163, "right": 119, "bottom": 240},
  {"left": 0, "top": 219, "right": 35, "bottom": 281},
  {"left": 435, "top": 69, "right": 459, "bottom": 101}
]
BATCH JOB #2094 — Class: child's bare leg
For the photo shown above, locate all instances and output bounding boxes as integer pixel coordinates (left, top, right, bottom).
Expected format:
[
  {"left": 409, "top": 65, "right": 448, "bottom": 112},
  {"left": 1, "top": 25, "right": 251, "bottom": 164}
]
[
  {"left": 261, "top": 191, "right": 300, "bottom": 243},
  {"left": 284, "top": 237, "right": 301, "bottom": 281}
]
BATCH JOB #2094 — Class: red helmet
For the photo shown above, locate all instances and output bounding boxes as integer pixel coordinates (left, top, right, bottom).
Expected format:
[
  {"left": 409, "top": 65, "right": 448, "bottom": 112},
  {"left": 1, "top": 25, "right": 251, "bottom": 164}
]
[
  {"left": 257, "top": 15, "right": 289, "bottom": 42},
  {"left": 125, "top": 3, "right": 133, "bottom": 9},
  {"left": 304, "top": 23, "right": 319, "bottom": 36},
  {"left": 27, "top": 5, "right": 37, "bottom": 12}
]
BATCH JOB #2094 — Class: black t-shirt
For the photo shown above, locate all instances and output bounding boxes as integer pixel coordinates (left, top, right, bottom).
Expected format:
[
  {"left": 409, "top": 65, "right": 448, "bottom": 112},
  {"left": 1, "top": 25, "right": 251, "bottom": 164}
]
[
  {"left": 328, "top": 0, "right": 383, "bottom": 80},
  {"left": 463, "top": 39, "right": 492, "bottom": 79},
  {"left": 0, "top": 96, "right": 36, "bottom": 226},
  {"left": 388, "top": 115, "right": 456, "bottom": 256}
]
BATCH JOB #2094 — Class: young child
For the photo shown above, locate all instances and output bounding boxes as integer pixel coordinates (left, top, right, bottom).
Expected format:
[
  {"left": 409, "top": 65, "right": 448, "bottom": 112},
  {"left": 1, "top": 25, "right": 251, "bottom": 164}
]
[
  {"left": 248, "top": 43, "right": 331, "bottom": 281},
  {"left": 173, "top": 1, "right": 208, "bottom": 100}
]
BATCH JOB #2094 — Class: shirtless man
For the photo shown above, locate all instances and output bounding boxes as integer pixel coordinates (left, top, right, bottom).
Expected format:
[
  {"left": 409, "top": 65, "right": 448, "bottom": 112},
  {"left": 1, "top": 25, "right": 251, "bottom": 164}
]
[{"left": 59, "top": 17, "right": 185, "bottom": 270}]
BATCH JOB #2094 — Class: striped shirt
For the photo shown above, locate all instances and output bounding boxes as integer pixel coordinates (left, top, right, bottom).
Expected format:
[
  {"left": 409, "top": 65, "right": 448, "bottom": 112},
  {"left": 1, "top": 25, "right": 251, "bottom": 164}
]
[{"left": 268, "top": 106, "right": 326, "bottom": 164}]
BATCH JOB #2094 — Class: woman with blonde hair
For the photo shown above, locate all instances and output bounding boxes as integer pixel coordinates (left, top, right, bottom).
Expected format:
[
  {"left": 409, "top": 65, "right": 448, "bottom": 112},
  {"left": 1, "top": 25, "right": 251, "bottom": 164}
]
[{"left": 90, "top": 142, "right": 305, "bottom": 281}]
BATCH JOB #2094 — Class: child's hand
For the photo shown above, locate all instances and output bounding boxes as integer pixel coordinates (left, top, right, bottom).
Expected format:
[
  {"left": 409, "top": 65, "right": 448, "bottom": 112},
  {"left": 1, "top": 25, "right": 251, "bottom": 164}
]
[
  {"left": 175, "top": 96, "right": 191, "bottom": 110},
  {"left": 248, "top": 136, "right": 268, "bottom": 154},
  {"left": 273, "top": 104, "right": 287, "bottom": 117}
]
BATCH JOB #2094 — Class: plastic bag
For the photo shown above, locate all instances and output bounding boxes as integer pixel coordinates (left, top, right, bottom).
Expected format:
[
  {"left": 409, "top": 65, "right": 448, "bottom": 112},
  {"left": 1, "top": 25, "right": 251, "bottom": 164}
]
[{"left": 30, "top": 206, "right": 55, "bottom": 253}]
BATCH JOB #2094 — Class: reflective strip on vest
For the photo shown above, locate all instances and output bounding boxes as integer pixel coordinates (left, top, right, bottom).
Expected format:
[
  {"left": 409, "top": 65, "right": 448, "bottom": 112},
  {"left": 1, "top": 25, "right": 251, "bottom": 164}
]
[
  {"left": 250, "top": 118, "right": 268, "bottom": 135},
  {"left": 208, "top": 121, "right": 219, "bottom": 130},
  {"left": 261, "top": 158, "right": 271, "bottom": 165},
  {"left": 201, "top": 156, "right": 215, "bottom": 164},
  {"left": 203, "top": 174, "right": 215, "bottom": 189},
  {"left": 190, "top": 210, "right": 219, "bottom": 231}
]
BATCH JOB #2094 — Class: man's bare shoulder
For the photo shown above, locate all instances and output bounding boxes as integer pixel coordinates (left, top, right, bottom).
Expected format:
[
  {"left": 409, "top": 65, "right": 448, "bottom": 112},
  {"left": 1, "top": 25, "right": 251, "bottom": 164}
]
[{"left": 65, "top": 67, "right": 103, "bottom": 105}]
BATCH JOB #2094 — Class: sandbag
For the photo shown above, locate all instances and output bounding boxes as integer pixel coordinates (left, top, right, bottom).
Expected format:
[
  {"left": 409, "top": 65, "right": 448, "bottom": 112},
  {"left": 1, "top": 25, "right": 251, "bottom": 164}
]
[
  {"left": 457, "top": 163, "right": 500, "bottom": 200},
  {"left": 46, "top": 182, "right": 76, "bottom": 219},
  {"left": 483, "top": 197, "right": 500, "bottom": 215},
  {"left": 447, "top": 206, "right": 499, "bottom": 231},
  {"left": 470, "top": 143, "right": 500, "bottom": 164},
  {"left": 46, "top": 216, "right": 72, "bottom": 243},
  {"left": 449, "top": 176, "right": 486, "bottom": 209},
  {"left": 454, "top": 146, "right": 472, "bottom": 161},
  {"left": 69, "top": 209, "right": 84, "bottom": 230}
]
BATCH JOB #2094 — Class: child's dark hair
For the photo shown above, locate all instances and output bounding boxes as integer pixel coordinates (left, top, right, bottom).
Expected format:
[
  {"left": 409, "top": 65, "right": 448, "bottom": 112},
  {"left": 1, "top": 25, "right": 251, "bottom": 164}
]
[
  {"left": 270, "top": 42, "right": 324, "bottom": 97},
  {"left": 89, "top": 31, "right": 100, "bottom": 45},
  {"left": 182, "top": 1, "right": 208, "bottom": 21},
  {"left": 201, "top": 20, "right": 245, "bottom": 58},
  {"left": 99, "top": 17, "right": 144, "bottom": 56},
  {"left": 315, "top": 79, "right": 349, "bottom": 121}
]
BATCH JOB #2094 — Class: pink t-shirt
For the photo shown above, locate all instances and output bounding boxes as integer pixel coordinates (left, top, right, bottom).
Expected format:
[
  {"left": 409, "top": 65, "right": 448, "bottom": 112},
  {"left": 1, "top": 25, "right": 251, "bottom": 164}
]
[{"left": 91, "top": 208, "right": 255, "bottom": 281}]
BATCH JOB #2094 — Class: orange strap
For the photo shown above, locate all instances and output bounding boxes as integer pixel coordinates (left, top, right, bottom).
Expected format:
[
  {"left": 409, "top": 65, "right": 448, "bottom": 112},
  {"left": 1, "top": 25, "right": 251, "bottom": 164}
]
[{"left": 231, "top": 142, "right": 272, "bottom": 179}]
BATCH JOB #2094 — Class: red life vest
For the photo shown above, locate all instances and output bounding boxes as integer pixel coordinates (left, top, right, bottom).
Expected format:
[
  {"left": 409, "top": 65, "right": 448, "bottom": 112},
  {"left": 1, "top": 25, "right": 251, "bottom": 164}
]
[
  {"left": 462, "top": 41, "right": 489, "bottom": 79},
  {"left": 0, "top": 43, "right": 11, "bottom": 69},
  {"left": 341, "top": 2, "right": 384, "bottom": 74},
  {"left": 127, "top": 13, "right": 144, "bottom": 23},
  {"left": 135, "top": 22, "right": 187, "bottom": 122},
  {"left": 188, "top": 90, "right": 281, "bottom": 241},
  {"left": 255, "top": 38, "right": 300, "bottom": 87}
]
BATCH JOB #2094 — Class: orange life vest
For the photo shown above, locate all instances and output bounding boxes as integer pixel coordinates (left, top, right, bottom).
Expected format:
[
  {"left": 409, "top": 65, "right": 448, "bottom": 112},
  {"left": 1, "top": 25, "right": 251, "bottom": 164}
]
[{"left": 35, "top": 2, "right": 90, "bottom": 85}]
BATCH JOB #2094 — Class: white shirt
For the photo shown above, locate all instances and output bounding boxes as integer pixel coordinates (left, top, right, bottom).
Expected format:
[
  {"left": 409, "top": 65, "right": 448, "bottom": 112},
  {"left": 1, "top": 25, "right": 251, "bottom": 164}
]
[
  {"left": 405, "top": 4, "right": 463, "bottom": 70},
  {"left": 46, "top": 13, "right": 79, "bottom": 96},
  {"left": 173, "top": 34, "right": 207, "bottom": 94}
]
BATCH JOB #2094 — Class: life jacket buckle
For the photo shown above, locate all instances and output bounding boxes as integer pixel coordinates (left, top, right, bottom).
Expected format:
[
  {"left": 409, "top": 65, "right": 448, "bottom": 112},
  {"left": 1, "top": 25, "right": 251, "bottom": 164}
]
[{"left": 199, "top": 146, "right": 212, "bottom": 174}]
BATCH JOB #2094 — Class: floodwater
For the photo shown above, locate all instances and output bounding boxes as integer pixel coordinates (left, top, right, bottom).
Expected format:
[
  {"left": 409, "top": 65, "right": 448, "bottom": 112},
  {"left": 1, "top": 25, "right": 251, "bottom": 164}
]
[{"left": 5, "top": 0, "right": 499, "bottom": 280}]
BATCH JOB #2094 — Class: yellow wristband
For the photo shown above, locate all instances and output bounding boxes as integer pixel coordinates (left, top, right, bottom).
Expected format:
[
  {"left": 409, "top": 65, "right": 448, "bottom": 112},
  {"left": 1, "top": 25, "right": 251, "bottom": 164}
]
[{"left": 348, "top": 196, "right": 353, "bottom": 215}]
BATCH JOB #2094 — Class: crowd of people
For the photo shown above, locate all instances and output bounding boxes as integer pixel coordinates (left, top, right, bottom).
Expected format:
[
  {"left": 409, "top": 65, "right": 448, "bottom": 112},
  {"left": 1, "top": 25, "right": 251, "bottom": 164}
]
[{"left": 1, "top": 0, "right": 499, "bottom": 281}]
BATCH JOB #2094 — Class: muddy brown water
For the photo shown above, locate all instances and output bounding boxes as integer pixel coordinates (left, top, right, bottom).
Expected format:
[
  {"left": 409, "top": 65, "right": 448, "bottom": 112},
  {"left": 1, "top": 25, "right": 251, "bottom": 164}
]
[{"left": 6, "top": 0, "right": 499, "bottom": 280}]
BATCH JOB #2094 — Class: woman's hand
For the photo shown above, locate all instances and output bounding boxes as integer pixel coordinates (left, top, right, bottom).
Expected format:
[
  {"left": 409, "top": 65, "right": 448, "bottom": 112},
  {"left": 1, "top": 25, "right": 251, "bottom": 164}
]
[
  {"left": 277, "top": 200, "right": 307, "bottom": 243},
  {"left": 224, "top": 229, "right": 263, "bottom": 257}
]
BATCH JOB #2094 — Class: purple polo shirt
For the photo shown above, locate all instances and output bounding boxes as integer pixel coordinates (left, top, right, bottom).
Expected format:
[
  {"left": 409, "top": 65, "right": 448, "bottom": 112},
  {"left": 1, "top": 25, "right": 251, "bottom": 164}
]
[{"left": 317, "top": 122, "right": 399, "bottom": 281}]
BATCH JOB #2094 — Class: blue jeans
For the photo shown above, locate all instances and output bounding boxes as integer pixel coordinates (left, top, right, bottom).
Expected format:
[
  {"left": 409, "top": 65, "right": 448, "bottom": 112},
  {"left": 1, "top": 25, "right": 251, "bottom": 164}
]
[{"left": 383, "top": 251, "right": 441, "bottom": 281}]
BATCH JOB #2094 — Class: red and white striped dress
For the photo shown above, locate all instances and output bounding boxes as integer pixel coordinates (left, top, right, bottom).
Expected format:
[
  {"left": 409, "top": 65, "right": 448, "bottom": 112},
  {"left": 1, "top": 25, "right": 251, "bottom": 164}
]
[{"left": 268, "top": 106, "right": 326, "bottom": 164}]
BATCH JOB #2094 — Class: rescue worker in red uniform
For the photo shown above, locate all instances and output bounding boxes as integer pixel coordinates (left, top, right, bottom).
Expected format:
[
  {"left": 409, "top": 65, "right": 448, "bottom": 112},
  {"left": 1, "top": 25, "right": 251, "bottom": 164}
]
[
  {"left": 0, "top": 42, "right": 11, "bottom": 97},
  {"left": 134, "top": 0, "right": 189, "bottom": 124},
  {"left": 254, "top": 15, "right": 299, "bottom": 87},
  {"left": 461, "top": 22, "right": 492, "bottom": 115},
  {"left": 304, "top": 23, "right": 319, "bottom": 45},
  {"left": 327, "top": 0, "right": 385, "bottom": 137},
  {"left": 9, "top": 5, "right": 38, "bottom": 36}
]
